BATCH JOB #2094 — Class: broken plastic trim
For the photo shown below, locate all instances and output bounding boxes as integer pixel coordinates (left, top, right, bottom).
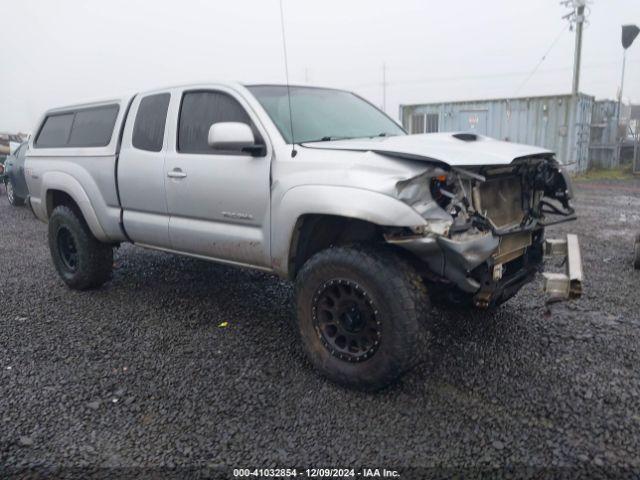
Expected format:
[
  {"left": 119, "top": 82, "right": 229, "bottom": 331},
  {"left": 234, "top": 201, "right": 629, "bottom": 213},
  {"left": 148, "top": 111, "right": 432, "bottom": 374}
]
[
  {"left": 537, "top": 198, "right": 576, "bottom": 227},
  {"left": 446, "top": 161, "right": 575, "bottom": 236},
  {"left": 451, "top": 166, "right": 486, "bottom": 182}
]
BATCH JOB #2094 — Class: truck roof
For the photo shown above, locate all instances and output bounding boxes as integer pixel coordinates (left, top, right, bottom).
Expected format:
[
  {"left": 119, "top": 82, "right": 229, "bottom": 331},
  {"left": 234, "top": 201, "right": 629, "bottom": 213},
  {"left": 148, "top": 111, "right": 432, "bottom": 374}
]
[
  {"left": 43, "top": 96, "right": 133, "bottom": 116},
  {"left": 41, "top": 82, "right": 354, "bottom": 117}
]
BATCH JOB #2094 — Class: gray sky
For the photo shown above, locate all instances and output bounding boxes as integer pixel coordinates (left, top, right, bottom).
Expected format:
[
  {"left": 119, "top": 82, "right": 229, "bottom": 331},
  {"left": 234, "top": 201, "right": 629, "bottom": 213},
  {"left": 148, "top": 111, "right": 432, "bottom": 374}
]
[{"left": 2, "top": 0, "right": 639, "bottom": 133}]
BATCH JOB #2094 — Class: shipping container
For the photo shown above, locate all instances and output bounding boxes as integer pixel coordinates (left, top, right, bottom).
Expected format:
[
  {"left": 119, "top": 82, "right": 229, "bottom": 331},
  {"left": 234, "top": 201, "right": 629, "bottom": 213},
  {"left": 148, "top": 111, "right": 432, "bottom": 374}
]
[
  {"left": 589, "top": 100, "right": 619, "bottom": 170},
  {"left": 400, "top": 93, "right": 594, "bottom": 172}
]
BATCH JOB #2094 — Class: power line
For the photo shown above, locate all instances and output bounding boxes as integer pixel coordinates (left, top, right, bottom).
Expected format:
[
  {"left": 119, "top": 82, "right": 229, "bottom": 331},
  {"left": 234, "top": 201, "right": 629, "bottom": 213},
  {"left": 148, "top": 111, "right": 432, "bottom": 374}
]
[
  {"left": 514, "top": 24, "right": 569, "bottom": 96},
  {"left": 344, "top": 60, "right": 639, "bottom": 90}
]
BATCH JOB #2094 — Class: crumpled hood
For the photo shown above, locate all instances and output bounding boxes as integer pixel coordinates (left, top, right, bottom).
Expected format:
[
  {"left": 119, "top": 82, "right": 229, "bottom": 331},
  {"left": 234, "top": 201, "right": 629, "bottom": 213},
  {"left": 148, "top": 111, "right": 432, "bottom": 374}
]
[{"left": 301, "top": 132, "right": 554, "bottom": 167}]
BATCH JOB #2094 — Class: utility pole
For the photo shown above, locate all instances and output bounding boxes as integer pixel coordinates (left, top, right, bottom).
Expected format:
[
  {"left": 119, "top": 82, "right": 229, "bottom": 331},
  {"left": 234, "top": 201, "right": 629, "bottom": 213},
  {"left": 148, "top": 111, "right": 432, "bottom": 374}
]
[
  {"left": 570, "top": 0, "right": 585, "bottom": 96},
  {"left": 382, "top": 62, "right": 387, "bottom": 113}
]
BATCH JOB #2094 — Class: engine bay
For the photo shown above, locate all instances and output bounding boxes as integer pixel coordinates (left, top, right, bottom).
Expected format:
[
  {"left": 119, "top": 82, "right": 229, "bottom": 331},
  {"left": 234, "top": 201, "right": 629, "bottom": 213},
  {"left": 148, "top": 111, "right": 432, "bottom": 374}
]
[{"left": 388, "top": 156, "right": 578, "bottom": 307}]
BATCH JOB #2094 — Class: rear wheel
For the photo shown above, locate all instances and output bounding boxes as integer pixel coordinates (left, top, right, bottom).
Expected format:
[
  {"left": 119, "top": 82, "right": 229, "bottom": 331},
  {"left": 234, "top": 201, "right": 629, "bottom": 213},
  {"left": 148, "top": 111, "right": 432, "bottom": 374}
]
[
  {"left": 6, "top": 180, "right": 24, "bottom": 206},
  {"left": 48, "top": 205, "right": 113, "bottom": 289},
  {"left": 295, "top": 245, "right": 428, "bottom": 391}
]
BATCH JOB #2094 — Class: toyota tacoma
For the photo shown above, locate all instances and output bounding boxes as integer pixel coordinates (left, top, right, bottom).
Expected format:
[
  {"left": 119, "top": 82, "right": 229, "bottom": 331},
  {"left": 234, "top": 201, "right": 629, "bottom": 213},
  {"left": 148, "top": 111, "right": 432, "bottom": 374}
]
[{"left": 24, "top": 83, "right": 582, "bottom": 390}]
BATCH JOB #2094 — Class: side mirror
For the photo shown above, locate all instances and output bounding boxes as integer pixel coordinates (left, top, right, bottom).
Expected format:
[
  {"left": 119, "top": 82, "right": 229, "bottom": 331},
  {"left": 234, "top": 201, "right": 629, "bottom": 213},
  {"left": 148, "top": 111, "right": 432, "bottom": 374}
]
[{"left": 207, "top": 122, "right": 265, "bottom": 156}]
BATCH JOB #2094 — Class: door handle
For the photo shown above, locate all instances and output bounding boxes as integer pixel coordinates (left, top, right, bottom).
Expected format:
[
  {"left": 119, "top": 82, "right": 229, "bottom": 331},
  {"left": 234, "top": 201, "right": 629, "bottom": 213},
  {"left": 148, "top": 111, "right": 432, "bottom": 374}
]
[{"left": 167, "top": 168, "right": 187, "bottom": 179}]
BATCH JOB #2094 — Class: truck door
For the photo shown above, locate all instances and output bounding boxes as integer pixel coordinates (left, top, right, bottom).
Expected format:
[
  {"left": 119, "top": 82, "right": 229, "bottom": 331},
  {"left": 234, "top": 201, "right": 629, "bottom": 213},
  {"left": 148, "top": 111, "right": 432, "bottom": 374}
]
[
  {"left": 163, "top": 87, "right": 272, "bottom": 268},
  {"left": 117, "top": 92, "right": 172, "bottom": 248}
]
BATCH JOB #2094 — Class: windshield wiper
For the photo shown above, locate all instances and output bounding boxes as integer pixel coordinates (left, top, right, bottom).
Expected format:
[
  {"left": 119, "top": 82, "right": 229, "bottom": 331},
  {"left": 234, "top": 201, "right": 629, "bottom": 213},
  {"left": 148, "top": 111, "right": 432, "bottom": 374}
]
[
  {"left": 301, "top": 134, "right": 395, "bottom": 143},
  {"left": 301, "top": 136, "right": 353, "bottom": 143}
]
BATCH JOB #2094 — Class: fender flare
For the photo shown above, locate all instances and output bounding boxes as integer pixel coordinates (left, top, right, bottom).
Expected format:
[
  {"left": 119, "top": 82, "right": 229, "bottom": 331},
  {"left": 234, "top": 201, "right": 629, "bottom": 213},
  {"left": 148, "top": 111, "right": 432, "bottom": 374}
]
[
  {"left": 271, "top": 185, "right": 427, "bottom": 276},
  {"left": 41, "top": 171, "right": 108, "bottom": 241}
]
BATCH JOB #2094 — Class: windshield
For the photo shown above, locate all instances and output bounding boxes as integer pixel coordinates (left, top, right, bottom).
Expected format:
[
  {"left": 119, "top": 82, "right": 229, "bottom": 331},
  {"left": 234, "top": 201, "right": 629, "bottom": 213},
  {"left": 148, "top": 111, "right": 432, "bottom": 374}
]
[{"left": 247, "top": 85, "right": 405, "bottom": 144}]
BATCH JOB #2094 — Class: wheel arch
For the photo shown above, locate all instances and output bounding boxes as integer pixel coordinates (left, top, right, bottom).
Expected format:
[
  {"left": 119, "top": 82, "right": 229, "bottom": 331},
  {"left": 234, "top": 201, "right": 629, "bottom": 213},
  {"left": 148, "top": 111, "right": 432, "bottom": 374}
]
[
  {"left": 272, "top": 185, "right": 428, "bottom": 279},
  {"left": 42, "top": 172, "right": 108, "bottom": 241},
  {"left": 288, "top": 214, "right": 385, "bottom": 280}
]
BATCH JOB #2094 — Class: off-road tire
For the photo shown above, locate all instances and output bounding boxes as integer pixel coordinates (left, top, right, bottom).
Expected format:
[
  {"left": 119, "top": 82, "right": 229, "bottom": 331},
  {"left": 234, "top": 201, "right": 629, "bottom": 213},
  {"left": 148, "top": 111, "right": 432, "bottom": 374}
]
[
  {"left": 6, "top": 180, "right": 25, "bottom": 206},
  {"left": 48, "top": 205, "right": 113, "bottom": 290},
  {"left": 295, "top": 245, "right": 429, "bottom": 391}
]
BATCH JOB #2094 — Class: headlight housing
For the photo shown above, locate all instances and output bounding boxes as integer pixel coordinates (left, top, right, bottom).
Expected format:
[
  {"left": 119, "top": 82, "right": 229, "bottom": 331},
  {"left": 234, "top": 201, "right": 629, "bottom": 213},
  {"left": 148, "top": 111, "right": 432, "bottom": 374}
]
[{"left": 395, "top": 171, "right": 453, "bottom": 235}]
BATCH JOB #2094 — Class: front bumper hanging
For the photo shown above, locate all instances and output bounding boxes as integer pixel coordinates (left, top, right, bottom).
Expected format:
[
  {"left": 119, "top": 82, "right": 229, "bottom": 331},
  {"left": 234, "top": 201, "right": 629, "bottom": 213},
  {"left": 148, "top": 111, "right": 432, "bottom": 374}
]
[{"left": 542, "top": 234, "right": 583, "bottom": 301}]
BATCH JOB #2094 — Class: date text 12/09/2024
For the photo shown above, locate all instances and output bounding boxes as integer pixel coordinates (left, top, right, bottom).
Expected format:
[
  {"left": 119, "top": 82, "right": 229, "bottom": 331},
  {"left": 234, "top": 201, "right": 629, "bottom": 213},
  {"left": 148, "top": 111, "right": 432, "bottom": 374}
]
[{"left": 233, "top": 468, "right": 400, "bottom": 477}]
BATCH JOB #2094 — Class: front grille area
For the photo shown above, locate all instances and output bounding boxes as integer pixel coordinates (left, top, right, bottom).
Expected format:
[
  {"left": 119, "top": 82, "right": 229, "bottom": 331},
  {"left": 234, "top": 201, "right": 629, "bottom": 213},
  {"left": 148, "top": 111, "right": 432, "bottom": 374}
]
[
  {"left": 476, "top": 176, "right": 525, "bottom": 228},
  {"left": 493, "top": 231, "right": 531, "bottom": 264}
]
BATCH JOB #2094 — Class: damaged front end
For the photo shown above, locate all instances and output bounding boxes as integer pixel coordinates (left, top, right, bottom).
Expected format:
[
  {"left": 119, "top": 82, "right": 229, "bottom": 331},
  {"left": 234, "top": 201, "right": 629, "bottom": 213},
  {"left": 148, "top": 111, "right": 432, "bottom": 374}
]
[{"left": 386, "top": 156, "right": 582, "bottom": 307}]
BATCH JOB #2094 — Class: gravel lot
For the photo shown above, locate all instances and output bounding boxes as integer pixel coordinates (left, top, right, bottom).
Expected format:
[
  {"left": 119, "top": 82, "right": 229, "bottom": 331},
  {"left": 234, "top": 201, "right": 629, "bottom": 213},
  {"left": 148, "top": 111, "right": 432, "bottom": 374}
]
[{"left": 2, "top": 179, "right": 640, "bottom": 478}]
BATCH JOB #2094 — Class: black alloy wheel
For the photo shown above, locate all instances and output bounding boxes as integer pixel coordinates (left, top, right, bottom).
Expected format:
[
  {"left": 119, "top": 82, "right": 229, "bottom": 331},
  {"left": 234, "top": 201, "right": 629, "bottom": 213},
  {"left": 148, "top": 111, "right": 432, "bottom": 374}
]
[
  {"left": 56, "top": 226, "right": 79, "bottom": 272},
  {"left": 312, "top": 279, "right": 381, "bottom": 363}
]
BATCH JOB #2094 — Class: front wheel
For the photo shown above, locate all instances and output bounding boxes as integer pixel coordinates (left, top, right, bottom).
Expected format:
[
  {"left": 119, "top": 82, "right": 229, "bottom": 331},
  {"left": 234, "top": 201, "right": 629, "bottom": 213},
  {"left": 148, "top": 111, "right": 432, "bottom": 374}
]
[
  {"left": 48, "top": 205, "right": 113, "bottom": 290},
  {"left": 6, "top": 180, "right": 25, "bottom": 206},
  {"left": 295, "top": 245, "right": 428, "bottom": 391}
]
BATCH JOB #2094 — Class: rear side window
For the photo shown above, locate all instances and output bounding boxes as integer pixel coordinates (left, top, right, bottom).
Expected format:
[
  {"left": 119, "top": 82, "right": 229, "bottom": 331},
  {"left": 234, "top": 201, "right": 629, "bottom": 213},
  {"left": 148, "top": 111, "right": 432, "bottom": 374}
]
[
  {"left": 178, "top": 91, "right": 255, "bottom": 154},
  {"left": 68, "top": 105, "right": 119, "bottom": 147},
  {"left": 35, "top": 105, "right": 119, "bottom": 148},
  {"left": 35, "top": 113, "right": 75, "bottom": 148},
  {"left": 133, "top": 93, "right": 170, "bottom": 152}
]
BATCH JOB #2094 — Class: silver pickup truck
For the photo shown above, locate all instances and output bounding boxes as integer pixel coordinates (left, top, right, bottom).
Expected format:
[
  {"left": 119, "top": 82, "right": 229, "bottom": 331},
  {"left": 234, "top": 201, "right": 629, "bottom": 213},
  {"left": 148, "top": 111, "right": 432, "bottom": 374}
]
[{"left": 25, "top": 83, "right": 582, "bottom": 390}]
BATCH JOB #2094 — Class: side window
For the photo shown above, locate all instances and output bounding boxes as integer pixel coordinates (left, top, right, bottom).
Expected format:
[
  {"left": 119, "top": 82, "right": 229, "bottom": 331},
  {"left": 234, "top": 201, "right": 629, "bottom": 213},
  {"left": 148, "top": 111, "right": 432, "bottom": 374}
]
[
  {"left": 133, "top": 93, "right": 170, "bottom": 152},
  {"left": 178, "top": 91, "right": 259, "bottom": 154},
  {"left": 35, "top": 105, "right": 119, "bottom": 148},
  {"left": 35, "top": 113, "right": 74, "bottom": 148},
  {"left": 68, "top": 105, "right": 119, "bottom": 147}
]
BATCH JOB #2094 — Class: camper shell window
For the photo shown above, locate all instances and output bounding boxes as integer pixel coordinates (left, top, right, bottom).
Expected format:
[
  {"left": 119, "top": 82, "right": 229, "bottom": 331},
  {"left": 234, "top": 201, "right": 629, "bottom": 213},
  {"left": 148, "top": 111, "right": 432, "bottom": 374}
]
[{"left": 35, "top": 104, "right": 119, "bottom": 148}]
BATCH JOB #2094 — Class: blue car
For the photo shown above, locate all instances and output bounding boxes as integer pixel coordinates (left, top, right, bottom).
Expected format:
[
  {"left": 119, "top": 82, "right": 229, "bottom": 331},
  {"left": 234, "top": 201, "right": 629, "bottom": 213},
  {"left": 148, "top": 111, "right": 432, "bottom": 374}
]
[{"left": 4, "top": 142, "right": 28, "bottom": 206}]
